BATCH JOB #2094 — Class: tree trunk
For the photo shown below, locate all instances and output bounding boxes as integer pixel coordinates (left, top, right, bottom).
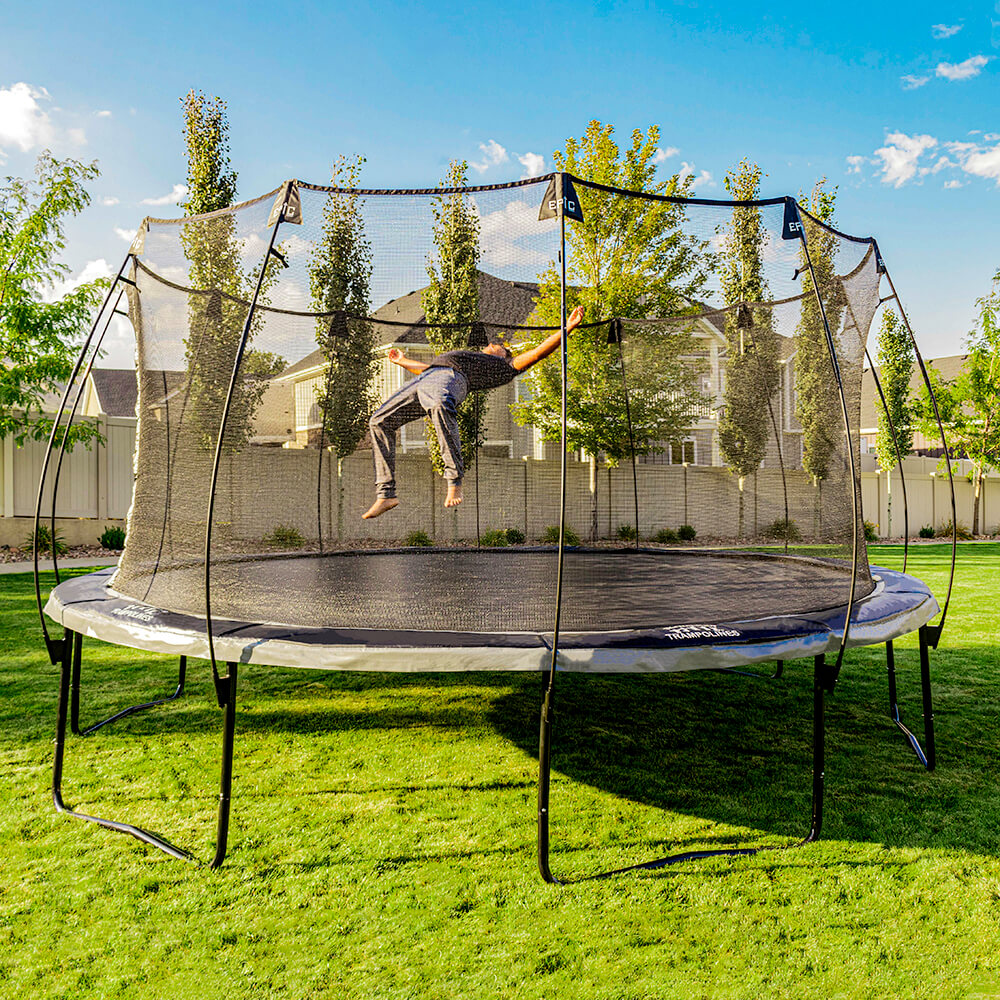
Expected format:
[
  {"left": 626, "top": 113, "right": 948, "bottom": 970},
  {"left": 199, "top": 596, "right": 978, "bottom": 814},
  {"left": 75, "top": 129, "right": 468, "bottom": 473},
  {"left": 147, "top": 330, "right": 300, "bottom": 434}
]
[
  {"left": 589, "top": 453, "right": 599, "bottom": 543},
  {"left": 336, "top": 457, "right": 344, "bottom": 542},
  {"left": 973, "top": 468, "right": 982, "bottom": 536},
  {"left": 885, "top": 468, "right": 891, "bottom": 540},
  {"left": 737, "top": 476, "right": 745, "bottom": 539},
  {"left": 812, "top": 477, "right": 821, "bottom": 540}
]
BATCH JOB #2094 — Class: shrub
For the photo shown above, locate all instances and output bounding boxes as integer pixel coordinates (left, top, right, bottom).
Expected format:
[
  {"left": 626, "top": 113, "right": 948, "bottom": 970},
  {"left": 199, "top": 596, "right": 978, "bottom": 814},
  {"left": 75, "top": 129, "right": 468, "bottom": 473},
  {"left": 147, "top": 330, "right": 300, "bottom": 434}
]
[
  {"left": 504, "top": 527, "right": 525, "bottom": 545},
  {"left": 616, "top": 523, "right": 637, "bottom": 541},
  {"left": 937, "top": 519, "right": 973, "bottom": 541},
  {"left": 479, "top": 529, "right": 509, "bottom": 547},
  {"left": 762, "top": 518, "right": 801, "bottom": 542},
  {"left": 262, "top": 525, "right": 305, "bottom": 549},
  {"left": 99, "top": 525, "right": 126, "bottom": 550},
  {"left": 677, "top": 524, "right": 696, "bottom": 541},
  {"left": 541, "top": 525, "right": 581, "bottom": 547},
  {"left": 652, "top": 527, "right": 678, "bottom": 543},
  {"left": 918, "top": 525, "right": 935, "bottom": 539},
  {"left": 404, "top": 530, "right": 433, "bottom": 547},
  {"left": 23, "top": 524, "right": 67, "bottom": 557},
  {"left": 863, "top": 520, "right": 878, "bottom": 543}
]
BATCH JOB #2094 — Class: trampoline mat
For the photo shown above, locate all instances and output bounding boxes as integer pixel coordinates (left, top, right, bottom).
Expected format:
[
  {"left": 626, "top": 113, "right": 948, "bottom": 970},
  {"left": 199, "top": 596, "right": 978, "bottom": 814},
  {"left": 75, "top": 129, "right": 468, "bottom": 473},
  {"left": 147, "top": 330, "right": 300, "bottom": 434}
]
[{"left": 113, "top": 548, "right": 874, "bottom": 634}]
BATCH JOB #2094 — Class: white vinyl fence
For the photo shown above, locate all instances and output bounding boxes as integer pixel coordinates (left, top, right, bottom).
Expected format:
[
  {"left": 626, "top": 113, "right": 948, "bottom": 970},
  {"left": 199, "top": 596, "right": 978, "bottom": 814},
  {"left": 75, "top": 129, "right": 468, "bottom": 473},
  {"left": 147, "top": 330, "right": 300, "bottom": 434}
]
[{"left": 1, "top": 415, "right": 995, "bottom": 542}]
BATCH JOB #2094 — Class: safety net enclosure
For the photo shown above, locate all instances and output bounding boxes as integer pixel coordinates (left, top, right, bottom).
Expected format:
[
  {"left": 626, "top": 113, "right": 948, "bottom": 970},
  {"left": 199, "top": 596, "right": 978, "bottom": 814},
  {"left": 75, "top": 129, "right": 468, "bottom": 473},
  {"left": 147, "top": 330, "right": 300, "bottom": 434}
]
[{"left": 37, "top": 172, "right": 952, "bottom": 875}]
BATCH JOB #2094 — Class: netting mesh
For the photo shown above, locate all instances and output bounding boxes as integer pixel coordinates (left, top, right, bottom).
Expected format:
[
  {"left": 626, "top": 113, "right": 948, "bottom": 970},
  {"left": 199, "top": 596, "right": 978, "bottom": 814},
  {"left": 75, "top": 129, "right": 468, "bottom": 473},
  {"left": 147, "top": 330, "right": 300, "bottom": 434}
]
[{"left": 111, "top": 176, "right": 880, "bottom": 634}]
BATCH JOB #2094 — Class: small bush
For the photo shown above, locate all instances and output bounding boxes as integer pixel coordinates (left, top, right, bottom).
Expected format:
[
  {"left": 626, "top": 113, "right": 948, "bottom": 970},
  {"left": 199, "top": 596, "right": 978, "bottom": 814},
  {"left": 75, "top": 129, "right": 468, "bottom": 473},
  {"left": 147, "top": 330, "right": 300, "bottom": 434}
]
[
  {"left": 404, "top": 530, "right": 433, "bottom": 547},
  {"left": 99, "top": 525, "right": 126, "bottom": 550},
  {"left": 863, "top": 520, "right": 878, "bottom": 543},
  {"left": 918, "top": 525, "right": 935, "bottom": 539},
  {"left": 616, "top": 524, "right": 637, "bottom": 541},
  {"left": 762, "top": 518, "right": 801, "bottom": 542},
  {"left": 23, "top": 524, "right": 68, "bottom": 557},
  {"left": 504, "top": 527, "right": 525, "bottom": 545},
  {"left": 479, "top": 529, "right": 509, "bottom": 547},
  {"left": 541, "top": 525, "right": 581, "bottom": 547},
  {"left": 652, "top": 527, "right": 678, "bottom": 543},
  {"left": 677, "top": 524, "right": 696, "bottom": 541},
  {"left": 262, "top": 525, "right": 305, "bottom": 549},
  {"left": 937, "top": 519, "right": 973, "bottom": 540}
]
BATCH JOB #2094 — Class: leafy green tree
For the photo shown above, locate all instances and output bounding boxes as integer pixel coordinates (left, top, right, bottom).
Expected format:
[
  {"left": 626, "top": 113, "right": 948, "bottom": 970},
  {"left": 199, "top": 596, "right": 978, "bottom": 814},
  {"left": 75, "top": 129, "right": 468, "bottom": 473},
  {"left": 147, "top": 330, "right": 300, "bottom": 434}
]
[
  {"left": 309, "top": 155, "right": 377, "bottom": 538},
  {"left": 512, "top": 121, "right": 711, "bottom": 539},
  {"left": 179, "top": 90, "right": 283, "bottom": 452},
  {"left": 717, "top": 159, "right": 781, "bottom": 538},
  {"left": 0, "top": 152, "right": 107, "bottom": 447},
  {"left": 794, "top": 180, "right": 848, "bottom": 537},
  {"left": 873, "top": 307, "right": 914, "bottom": 536},
  {"left": 421, "top": 159, "right": 483, "bottom": 477},
  {"left": 915, "top": 273, "right": 1000, "bottom": 535}
]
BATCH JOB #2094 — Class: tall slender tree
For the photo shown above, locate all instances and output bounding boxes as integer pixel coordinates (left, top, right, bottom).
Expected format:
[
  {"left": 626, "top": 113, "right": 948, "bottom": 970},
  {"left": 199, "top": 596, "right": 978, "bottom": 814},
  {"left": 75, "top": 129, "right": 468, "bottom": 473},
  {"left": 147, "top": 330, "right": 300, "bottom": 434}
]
[
  {"left": 794, "top": 180, "right": 847, "bottom": 538},
  {"left": 873, "top": 306, "right": 914, "bottom": 536},
  {"left": 0, "top": 152, "right": 106, "bottom": 447},
  {"left": 421, "top": 159, "right": 483, "bottom": 477},
  {"left": 717, "top": 159, "right": 781, "bottom": 539},
  {"left": 513, "top": 121, "right": 711, "bottom": 539},
  {"left": 180, "top": 90, "right": 283, "bottom": 452}
]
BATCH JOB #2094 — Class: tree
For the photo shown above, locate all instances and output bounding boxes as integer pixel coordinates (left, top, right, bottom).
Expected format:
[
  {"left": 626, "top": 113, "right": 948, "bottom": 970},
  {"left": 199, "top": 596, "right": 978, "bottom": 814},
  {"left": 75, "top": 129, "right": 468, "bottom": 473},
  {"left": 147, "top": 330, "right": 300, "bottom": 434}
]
[
  {"left": 421, "top": 159, "right": 484, "bottom": 478},
  {"left": 179, "top": 90, "right": 284, "bottom": 452},
  {"left": 512, "top": 121, "right": 711, "bottom": 539},
  {"left": 716, "top": 159, "right": 781, "bottom": 539},
  {"left": 794, "top": 180, "right": 848, "bottom": 538},
  {"left": 873, "top": 307, "right": 914, "bottom": 536},
  {"left": 0, "top": 152, "right": 107, "bottom": 447},
  {"left": 309, "top": 154, "right": 377, "bottom": 538},
  {"left": 916, "top": 272, "right": 1000, "bottom": 535}
]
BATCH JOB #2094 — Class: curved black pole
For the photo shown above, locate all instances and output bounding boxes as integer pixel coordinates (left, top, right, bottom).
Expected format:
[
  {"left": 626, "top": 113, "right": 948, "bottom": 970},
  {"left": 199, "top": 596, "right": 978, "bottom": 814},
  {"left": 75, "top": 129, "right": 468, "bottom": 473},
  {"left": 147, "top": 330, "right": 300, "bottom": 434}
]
[
  {"left": 33, "top": 254, "right": 133, "bottom": 658},
  {"left": 796, "top": 206, "right": 863, "bottom": 685},
  {"left": 882, "top": 269, "right": 956, "bottom": 642}
]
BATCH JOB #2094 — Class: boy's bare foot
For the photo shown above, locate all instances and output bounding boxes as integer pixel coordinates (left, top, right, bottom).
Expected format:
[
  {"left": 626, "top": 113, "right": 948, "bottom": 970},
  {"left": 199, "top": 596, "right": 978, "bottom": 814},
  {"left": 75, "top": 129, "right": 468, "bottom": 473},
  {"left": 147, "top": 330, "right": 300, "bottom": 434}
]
[
  {"left": 444, "top": 483, "right": 463, "bottom": 508},
  {"left": 362, "top": 498, "right": 399, "bottom": 519}
]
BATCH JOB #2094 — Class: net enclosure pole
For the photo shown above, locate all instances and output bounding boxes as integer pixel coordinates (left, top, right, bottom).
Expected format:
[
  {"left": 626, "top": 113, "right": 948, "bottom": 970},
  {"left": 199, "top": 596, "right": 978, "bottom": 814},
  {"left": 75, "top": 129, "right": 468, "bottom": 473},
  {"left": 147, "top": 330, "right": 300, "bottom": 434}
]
[
  {"left": 538, "top": 172, "right": 570, "bottom": 885},
  {"left": 794, "top": 200, "right": 862, "bottom": 686},
  {"left": 33, "top": 252, "right": 134, "bottom": 661}
]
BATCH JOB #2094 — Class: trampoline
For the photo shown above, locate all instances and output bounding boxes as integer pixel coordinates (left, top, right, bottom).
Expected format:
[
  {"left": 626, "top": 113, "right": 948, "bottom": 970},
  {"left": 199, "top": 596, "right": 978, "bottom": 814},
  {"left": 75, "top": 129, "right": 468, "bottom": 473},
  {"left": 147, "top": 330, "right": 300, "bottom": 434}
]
[{"left": 35, "top": 172, "right": 956, "bottom": 880}]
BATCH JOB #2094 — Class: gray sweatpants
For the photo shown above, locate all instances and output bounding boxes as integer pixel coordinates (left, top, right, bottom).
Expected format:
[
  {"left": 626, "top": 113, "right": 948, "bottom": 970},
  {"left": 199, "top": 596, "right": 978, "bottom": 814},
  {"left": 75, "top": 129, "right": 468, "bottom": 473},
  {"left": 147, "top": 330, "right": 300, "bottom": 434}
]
[{"left": 369, "top": 367, "right": 469, "bottom": 499}]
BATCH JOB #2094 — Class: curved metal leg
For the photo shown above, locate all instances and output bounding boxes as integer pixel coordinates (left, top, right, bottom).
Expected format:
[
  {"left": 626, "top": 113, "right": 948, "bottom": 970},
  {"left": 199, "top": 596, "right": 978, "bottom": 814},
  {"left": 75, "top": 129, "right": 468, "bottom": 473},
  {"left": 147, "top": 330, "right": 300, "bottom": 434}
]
[
  {"left": 886, "top": 632, "right": 935, "bottom": 770},
  {"left": 536, "top": 654, "right": 828, "bottom": 882}
]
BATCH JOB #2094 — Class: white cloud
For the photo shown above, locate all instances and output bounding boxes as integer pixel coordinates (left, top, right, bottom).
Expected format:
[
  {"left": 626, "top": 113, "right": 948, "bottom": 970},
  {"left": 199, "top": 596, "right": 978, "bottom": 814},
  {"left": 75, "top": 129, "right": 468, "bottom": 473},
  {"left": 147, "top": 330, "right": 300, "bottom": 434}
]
[
  {"left": 95, "top": 109, "right": 112, "bottom": 118},
  {"left": 471, "top": 139, "right": 509, "bottom": 173},
  {"left": 471, "top": 196, "right": 557, "bottom": 272},
  {"left": 517, "top": 152, "right": 545, "bottom": 178},
  {"left": 932, "top": 23, "right": 962, "bottom": 39},
  {"left": 678, "top": 161, "right": 713, "bottom": 190},
  {"left": 653, "top": 146, "right": 680, "bottom": 164},
  {"left": 100, "top": 196, "right": 120, "bottom": 206},
  {"left": 0, "top": 82, "right": 54, "bottom": 157},
  {"left": 114, "top": 226, "right": 137, "bottom": 243},
  {"left": 140, "top": 183, "right": 189, "bottom": 206},
  {"left": 846, "top": 154, "right": 868, "bottom": 174},
  {"left": 873, "top": 131, "right": 937, "bottom": 187},
  {"left": 901, "top": 74, "right": 930, "bottom": 89},
  {"left": 42, "top": 258, "right": 112, "bottom": 302},
  {"left": 944, "top": 179, "right": 963, "bottom": 188},
  {"left": 961, "top": 143, "right": 1000, "bottom": 182},
  {"left": 936, "top": 55, "right": 990, "bottom": 81},
  {"left": 67, "top": 127, "right": 86, "bottom": 146}
]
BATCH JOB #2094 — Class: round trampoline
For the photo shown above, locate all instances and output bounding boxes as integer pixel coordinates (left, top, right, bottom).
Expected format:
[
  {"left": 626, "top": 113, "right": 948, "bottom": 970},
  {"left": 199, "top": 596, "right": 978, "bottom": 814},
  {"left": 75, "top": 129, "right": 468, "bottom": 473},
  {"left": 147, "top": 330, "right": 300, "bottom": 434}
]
[{"left": 35, "top": 172, "right": 955, "bottom": 879}]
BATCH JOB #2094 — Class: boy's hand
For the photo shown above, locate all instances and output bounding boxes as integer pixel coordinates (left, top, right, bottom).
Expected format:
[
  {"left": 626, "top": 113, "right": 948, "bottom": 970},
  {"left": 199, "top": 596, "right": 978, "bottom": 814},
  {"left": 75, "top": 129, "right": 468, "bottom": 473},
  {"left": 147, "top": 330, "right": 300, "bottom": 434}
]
[
  {"left": 566, "top": 305, "right": 584, "bottom": 332},
  {"left": 387, "top": 348, "right": 402, "bottom": 361}
]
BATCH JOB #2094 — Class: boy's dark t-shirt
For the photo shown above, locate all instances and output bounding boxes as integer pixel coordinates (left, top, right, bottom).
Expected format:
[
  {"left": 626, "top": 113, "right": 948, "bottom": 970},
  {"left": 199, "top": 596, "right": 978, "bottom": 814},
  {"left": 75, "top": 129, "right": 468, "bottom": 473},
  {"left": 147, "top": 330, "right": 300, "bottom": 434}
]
[{"left": 428, "top": 350, "right": 516, "bottom": 391}]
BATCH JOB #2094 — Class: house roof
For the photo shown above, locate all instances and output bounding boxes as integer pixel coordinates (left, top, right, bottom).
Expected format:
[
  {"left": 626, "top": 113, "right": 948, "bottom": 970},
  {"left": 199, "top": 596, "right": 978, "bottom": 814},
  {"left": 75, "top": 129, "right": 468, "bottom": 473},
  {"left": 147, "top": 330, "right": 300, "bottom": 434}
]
[
  {"left": 90, "top": 368, "right": 139, "bottom": 417},
  {"left": 860, "top": 353, "right": 967, "bottom": 429}
]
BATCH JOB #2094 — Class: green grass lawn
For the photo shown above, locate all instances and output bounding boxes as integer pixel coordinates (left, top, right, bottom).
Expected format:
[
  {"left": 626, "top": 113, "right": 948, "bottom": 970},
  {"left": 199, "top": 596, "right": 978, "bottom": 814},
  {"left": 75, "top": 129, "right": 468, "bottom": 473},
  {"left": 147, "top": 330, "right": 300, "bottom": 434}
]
[{"left": 2, "top": 544, "right": 999, "bottom": 999}]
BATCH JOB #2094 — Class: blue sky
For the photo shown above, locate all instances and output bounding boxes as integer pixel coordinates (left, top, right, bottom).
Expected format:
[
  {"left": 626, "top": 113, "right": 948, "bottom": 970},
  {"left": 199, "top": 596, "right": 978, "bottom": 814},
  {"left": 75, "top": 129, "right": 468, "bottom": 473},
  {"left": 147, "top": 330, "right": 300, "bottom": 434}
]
[{"left": 2, "top": 0, "right": 998, "bottom": 365}]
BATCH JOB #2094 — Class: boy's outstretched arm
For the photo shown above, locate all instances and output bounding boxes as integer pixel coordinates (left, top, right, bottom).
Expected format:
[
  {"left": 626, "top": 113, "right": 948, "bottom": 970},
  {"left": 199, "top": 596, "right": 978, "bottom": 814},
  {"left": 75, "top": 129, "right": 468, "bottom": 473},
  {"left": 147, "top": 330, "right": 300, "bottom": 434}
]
[
  {"left": 510, "top": 305, "right": 585, "bottom": 372},
  {"left": 387, "top": 347, "right": 430, "bottom": 374}
]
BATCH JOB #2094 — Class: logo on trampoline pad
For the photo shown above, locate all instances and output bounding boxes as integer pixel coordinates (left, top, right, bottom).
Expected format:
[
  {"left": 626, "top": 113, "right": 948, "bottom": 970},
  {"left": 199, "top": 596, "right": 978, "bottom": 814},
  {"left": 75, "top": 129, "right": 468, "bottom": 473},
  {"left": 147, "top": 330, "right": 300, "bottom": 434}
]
[
  {"left": 663, "top": 624, "right": 742, "bottom": 642},
  {"left": 112, "top": 604, "right": 156, "bottom": 623},
  {"left": 538, "top": 176, "right": 585, "bottom": 222}
]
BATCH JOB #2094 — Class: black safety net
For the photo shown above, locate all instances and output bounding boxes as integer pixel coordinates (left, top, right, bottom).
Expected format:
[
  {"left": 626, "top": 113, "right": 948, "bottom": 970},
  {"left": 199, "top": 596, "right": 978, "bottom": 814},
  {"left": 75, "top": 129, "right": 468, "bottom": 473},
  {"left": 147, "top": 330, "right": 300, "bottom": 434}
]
[{"left": 109, "top": 175, "right": 879, "bottom": 636}]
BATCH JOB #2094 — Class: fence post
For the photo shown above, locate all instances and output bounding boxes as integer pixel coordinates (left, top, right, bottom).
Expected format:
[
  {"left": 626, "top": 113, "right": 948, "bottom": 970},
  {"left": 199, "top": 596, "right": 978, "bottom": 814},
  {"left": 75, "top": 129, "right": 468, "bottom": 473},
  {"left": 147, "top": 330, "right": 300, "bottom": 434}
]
[
  {"left": 2, "top": 435, "right": 13, "bottom": 519},
  {"left": 97, "top": 416, "right": 108, "bottom": 521}
]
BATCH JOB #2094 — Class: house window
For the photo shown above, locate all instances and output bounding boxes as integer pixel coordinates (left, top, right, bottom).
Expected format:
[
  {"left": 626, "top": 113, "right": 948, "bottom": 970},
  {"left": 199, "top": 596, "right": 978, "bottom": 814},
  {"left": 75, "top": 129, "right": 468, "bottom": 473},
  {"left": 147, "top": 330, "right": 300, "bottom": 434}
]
[
  {"left": 294, "top": 376, "right": 324, "bottom": 430},
  {"left": 669, "top": 440, "right": 696, "bottom": 465}
]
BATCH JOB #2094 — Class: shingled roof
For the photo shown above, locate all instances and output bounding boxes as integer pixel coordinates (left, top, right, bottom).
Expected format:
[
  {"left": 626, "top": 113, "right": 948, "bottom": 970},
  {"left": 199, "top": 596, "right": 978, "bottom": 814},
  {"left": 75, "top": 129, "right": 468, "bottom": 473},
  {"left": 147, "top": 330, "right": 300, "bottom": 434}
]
[{"left": 89, "top": 369, "right": 139, "bottom": 417}]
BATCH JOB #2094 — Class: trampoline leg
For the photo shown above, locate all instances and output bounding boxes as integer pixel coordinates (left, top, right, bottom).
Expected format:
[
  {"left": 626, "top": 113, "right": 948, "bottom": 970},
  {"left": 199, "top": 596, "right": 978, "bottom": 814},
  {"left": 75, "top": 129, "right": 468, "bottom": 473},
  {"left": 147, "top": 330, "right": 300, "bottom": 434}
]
[
  {"left": 71, "top": 632, "right": 187, "bottom": 737},
  {"left": 537, "top": 684, "right": 558, "bottom": 884},
  {"left": 52, "top": 628, "right": 194, "bottom": 861},
  {"left": 805, "top": 654, "right": 826, "bottom": 843},
  {"left": 886, "top": 635, "right": 934, "bottom": 770},
  {"left": 211, "top": 662, "right": 238, "bottom": 869}
]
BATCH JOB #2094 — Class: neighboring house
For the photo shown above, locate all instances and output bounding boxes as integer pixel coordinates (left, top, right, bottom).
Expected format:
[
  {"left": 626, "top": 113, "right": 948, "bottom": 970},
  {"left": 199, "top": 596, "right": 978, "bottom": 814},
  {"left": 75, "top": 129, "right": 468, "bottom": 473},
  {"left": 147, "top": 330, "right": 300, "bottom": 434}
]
[{"left": 860, "top": 354, "right": 965, "bottom": 460}]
